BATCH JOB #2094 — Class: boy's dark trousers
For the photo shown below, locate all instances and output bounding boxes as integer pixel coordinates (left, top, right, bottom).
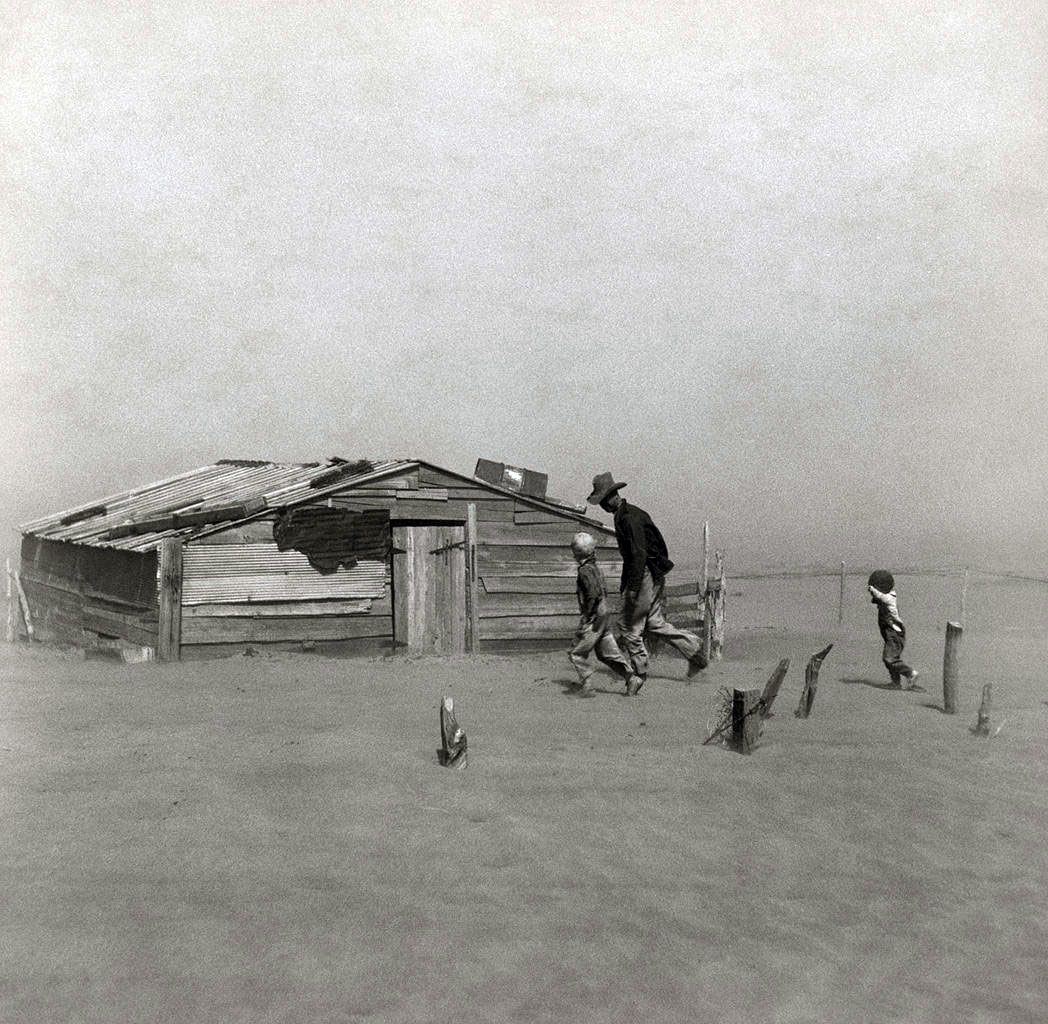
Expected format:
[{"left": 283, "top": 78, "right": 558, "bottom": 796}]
[{"left": 882, "top": 628, "right": 914, "bottom": 684}]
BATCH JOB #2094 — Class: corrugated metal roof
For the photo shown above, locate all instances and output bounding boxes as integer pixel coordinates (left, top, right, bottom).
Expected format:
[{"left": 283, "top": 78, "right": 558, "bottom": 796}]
[
  {"left": 20, "top": 459, "right": 410, "bottom": 551},
  {"left": 20, "top": 456, "right": 608, "bottom": 549}
]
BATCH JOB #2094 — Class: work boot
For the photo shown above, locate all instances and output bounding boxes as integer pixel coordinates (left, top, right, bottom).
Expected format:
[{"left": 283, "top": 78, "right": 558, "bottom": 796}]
[
  {"left": 686, "top": 651, "right": 709, "bottom": 678},
  {"left": 626, "top": 675, "right": 644, "bottom": 697}
]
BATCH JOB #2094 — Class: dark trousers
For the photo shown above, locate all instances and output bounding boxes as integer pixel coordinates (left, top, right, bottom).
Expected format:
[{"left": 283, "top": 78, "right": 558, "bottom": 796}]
[{"left": 882, "top": 630, "right": 914, "bottom": 684}]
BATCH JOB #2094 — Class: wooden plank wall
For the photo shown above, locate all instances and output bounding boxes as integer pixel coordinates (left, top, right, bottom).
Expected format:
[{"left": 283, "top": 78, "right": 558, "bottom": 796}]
[{"left": 17, "top": 538, "right": 159, "bottom": 648}]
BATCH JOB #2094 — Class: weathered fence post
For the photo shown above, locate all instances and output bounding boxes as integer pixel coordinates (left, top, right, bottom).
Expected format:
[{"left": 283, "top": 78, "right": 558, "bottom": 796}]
[
  {"left": 838, "top": 561, "right": 846, "bottom": 625},
  {"left": 701, "top": 520, "right": 709, "bottom": 596},
  {"left": 438, "top": 695, "right": 468, "bottom": 768},
  {"left": 943, "top": 621, "right": 962, "bottom": 714},
  {"left": 158, "top": 538, "right": 183, "bottom": 662},
  {"left": 732, "top": 688, "right": 761, "bottom": 753},
  {"left": 960, "top": 568, "right": 969, "bottom": 623},
  {"left": 13, "top": 570, "right": 33, "bottom": 642},
  {"left": 795, "top": 643, "right": 833, "bottom": 719},
  {"left": 971, "top": 683, "right": 991, "bottom": 737},
  {"left": 711, "top": 552, "right": 725, "bottom": 660},
  {"left": 760, "top": 658, "right": 791, "bottom": 719},
  {"left": 5, "top": 558, "right": 12, "bottom": 643}
]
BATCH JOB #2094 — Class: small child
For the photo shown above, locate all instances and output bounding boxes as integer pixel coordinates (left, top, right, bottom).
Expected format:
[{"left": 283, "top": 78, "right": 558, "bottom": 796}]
[
  {"left": 867, "top": 570, "right": 919, "bottom": 688},
  {"left": 569, "top": 532, "right": 640, "bottom": 695}
]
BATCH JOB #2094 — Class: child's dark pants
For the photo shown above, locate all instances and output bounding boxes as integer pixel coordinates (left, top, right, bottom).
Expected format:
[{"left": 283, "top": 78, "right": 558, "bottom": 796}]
[{"left": 882, "top": 630, "right": 914, "bottom": 684}]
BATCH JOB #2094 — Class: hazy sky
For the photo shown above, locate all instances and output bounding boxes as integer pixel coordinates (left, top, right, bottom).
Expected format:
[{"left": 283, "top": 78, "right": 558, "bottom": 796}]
[{"left": 2, "top": 1, "right": 1045, "bottom": 571}]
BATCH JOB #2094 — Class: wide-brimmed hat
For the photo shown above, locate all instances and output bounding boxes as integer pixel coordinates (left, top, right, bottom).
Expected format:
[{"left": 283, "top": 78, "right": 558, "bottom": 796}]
[{"left": 587, "top": 472, "right": 627, "bottom": 505}]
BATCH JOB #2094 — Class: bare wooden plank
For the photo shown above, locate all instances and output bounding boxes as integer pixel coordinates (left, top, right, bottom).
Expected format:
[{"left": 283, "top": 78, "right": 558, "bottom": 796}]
[
  {"left": 481, "top": 576, "right": 577, "bottom": 594},
  {"left": 355, "top": 477, "right": 412, "bottom": 491},
  {"left": 389, "top": 501, "right": 468, "bottom": 522},
  {"left": 479, "top": 614, "right": 579, "bottom": 640},
  {"left": 396, "top": 488, "right": 448, "bottom": 501},
  {"left": 478, "top": 523, "right": 618, "bottom": 548},
  {"left": 181, "top": 614, "right": 394, "bottom": 644},
  {"left": 444, "top": 487, "right": 514, "bottom": 502},
  {"left": 418, "top": 466, "right": 469, "bottom": 488},
  {"left": 190, "top": 520, "right": 278, "bottom": 545},
  {"left": 513, "top": 509, "right": 568, "bottom": 525},
  {"left": 83, "top": 615, "right": 159, "bottom": 647},
  {"left": 479, "top": 544, "right": 620, "bottom": 565},
  {"left": 664, "top": 579, "right": 702, "bottom": 597},
  {"left": 180, "top": 636, "right": 394, "bottom": 660},
  {"left": 475, "top": 502, "right": 514, "bottom": 522},
  {"left": 480, "top": 593, "right": 582, "bottom": 617},
  {"left": 183, "top": 598, "right": 376, "bottom": 618}
]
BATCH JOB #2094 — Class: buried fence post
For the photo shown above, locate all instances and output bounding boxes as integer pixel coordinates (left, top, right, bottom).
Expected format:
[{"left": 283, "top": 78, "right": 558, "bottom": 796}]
[
  {"left": 795, "top": 643, "right": 834, "bottom": 719},
  {"left": 971, "top": 683, "right": 991, "bottom": 737},
  {"left": 760, "top": 658, "right": 791, "bottom": 719},
  {"left": 943, "top": 621, "right": 962, "bottom": 714},
  {"left": 13, "top": 570, "right": 33, "bottom": 642},
  {"left": 732, "top": 688, "right": 761, "bottom": 754},
  {"left": 838, "top": 561, "right": 846, "bottom": 625},
  {"left": 5, "top": 558, "right": 12, "bottom": 643},
  {"left": 437, "top": 695, "right": 468, "bottom": 769}
]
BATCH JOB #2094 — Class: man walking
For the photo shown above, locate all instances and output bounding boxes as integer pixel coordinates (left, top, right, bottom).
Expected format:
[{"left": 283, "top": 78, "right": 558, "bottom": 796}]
[{"left": 587, "top": 472, "right": 707, "bottom": 694}]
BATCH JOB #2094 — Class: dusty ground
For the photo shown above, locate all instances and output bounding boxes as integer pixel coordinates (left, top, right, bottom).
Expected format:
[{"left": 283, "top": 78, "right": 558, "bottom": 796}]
[{"left": 1, "top": 626, "right": 1046, "bottom": 1024}]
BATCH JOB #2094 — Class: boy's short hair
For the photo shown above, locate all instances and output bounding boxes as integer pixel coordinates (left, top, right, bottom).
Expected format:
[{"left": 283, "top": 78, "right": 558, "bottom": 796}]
[{"left": 571, "top": 532, "right": 596, "bottom": 556}]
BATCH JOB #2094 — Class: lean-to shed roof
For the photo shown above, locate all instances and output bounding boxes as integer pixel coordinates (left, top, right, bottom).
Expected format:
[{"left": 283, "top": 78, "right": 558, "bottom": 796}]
[
  {"left": 20, "top": 458, "right": 608, "bottom": 552},
  {"left": 19, "top": 459, "right": 410, "bottom": 552}
]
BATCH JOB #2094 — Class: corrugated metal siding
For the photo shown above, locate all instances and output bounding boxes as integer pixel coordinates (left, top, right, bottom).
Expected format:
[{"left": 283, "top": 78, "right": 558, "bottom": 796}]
[{"left": 182, "top": 544, "right": 388, "bottom": 604}]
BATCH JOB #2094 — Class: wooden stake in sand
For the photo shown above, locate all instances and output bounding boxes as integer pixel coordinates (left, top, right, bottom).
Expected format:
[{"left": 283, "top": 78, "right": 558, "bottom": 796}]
[
  {"left": 13, "top": 571, "right": 33, "bottom": 642},
  {"left": 438, "top": 695, "right": 468, "bottom": 769},
  {"left": 943, "top": 621, "right": 962, "bottom": 715},
  {"left": 5, "top": 558, "right": 13, "bottom": 643},
  {"left": 971, "top": 683, "right": 991, "bottom": 737},
  {"left": 732, "top": 688, "right": 761, "bottom": 754},
  {"left": 838, "top": 561, "right": 846, "bottom": 625},
  {"left": 794, "top": 643, "right": 833, "bottom": 719},
  {"left": 760, "top": 658, "right": 791, "bottom": 719}
]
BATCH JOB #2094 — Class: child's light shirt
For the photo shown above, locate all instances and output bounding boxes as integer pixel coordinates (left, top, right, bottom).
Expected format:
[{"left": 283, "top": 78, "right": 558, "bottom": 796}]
[{"left": 869, "top": 585, "right": 904, "bottom": 633}]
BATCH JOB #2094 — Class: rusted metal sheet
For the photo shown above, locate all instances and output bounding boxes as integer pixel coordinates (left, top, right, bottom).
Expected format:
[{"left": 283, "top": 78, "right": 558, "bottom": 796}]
[{"left": 181, "top": 544, "right": 388, "bottom": 604}]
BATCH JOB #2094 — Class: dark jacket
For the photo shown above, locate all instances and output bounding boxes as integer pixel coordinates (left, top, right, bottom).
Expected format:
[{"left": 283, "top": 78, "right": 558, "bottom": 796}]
[
  {"left": 612, "top": 500, "right": 674, "bottom": 593},
  {"left": 575, "top": 556, "right": 608, "bottom": 624}
]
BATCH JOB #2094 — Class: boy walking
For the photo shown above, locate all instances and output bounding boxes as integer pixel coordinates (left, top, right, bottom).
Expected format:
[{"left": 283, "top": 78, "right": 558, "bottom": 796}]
[
  {"left": 867, "top": 570, "right": 919, "bottom": 688},
  {"left": 568, "top": 532, "right": 640, "bottom": 695}
]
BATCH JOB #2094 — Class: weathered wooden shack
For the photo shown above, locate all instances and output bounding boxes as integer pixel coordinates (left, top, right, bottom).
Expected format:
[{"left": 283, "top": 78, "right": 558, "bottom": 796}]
[{"left": 16, "top": 458, "right": 704, "bottom": 661}]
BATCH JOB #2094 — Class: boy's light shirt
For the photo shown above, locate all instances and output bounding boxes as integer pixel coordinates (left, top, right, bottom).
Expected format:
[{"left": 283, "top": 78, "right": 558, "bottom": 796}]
[{"left": 869, "top": 585, "right": 904, "bottom": 632}]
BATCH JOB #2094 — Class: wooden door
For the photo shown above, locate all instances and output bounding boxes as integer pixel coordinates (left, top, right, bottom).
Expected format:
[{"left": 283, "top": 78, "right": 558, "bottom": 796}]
[{"left": 392, "top": 524, "right": 467, "bottom": 654}]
